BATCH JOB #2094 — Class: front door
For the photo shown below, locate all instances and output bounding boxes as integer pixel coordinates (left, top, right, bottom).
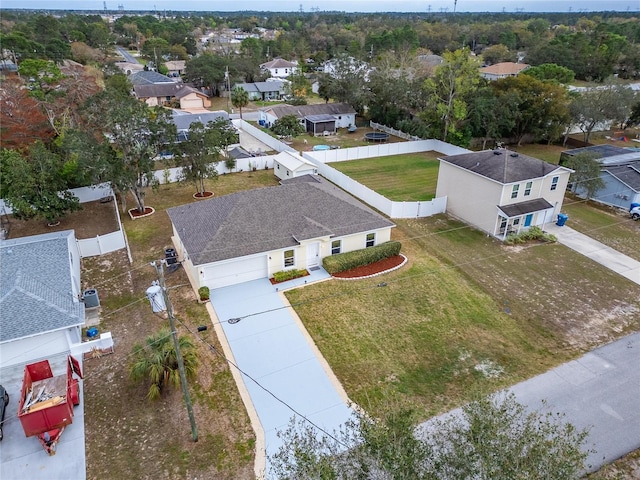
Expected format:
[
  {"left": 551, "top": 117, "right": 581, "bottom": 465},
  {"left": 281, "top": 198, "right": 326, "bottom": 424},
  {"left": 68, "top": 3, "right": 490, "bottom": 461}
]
[
  {"left": 306, "top": 242, "right": 320, "bottom": 268},
  {"left": 524, "top": 214, "right": 533, "bottom": 227}
]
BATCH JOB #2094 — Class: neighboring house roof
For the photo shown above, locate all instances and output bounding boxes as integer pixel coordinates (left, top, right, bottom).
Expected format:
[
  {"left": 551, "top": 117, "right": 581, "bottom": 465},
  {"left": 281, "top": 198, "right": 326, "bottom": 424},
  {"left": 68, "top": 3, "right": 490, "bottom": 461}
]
[
  {"left": 171, "top": 110, "right": 230, "bottom": 131},
  {"left": 229, "top": 146, "right": 253, "bottom": 159},
  {"left": 263, "top": 103, "right": 356, "bottom": 119},
  {"left": 604, "top": 163, "right": 640, "bottom": 192},
  {"left": 0, "top": 230, "right": 84, "bottom": 343},
  {"left": 480, "top": 62, "right": 529, "bottom": 76},
  {"left": 274, "top": 151, "right": 316, "bottom": 171},
  {"left": 441, "top": 149, "right": 567, "bottom": 184},
  {"left": 165, "top": 60, "right": 186, "bottom": 71},
  {"left": 562, "top": 145, "right": 629, "bottom": 159},
  {"left": 133, "top": 83, "right": 203, "bottom": 99},
  {"left": 166, "top": 176, "right": 394, "bottom": 265},
  {"left": 235, "top": 81, "right": 285, "bottom": 93},
  {"left": 498, "top": 198, "right": 554, "bottom": 217},
  {"left": 0, "top": 59, "right": 18, "bottom": 72},
  {"left": 128, "top": 70, "right": 177, "bottom": 85},
  {"left": 260, "top": 58, "right": 297, "bottom": 69}
]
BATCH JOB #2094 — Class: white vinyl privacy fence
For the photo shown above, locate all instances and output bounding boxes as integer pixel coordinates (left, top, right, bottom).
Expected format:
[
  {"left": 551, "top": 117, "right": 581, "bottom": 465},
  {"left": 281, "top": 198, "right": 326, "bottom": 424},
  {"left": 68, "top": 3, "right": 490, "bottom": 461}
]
[
  {"left": 1, "top": 183, "right": 128, "bottom": 258},
  {"left": 303, "top": 140, "right": 470, "bottom": 219}
]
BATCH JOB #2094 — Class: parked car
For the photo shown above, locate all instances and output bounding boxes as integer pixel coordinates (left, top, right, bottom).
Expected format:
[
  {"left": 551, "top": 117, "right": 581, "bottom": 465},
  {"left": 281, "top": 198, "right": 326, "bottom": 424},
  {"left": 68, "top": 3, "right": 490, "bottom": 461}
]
[
  {"left": 0, "top": 384, "right": 9, "bottom": 440},
  {"left": 630, "top": 203, "right": 640, "bottom": 221}
]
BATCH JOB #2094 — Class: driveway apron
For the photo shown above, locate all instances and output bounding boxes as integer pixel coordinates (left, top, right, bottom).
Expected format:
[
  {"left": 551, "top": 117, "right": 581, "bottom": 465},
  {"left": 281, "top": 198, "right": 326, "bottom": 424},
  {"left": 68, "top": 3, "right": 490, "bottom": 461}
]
[{"left": 209, "top": 272, "right": 354, "bottom": 472}]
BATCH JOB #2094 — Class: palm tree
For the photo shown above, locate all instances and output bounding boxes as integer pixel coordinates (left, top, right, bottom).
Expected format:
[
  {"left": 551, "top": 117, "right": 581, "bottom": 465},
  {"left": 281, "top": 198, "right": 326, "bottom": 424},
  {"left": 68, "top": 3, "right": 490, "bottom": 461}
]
[
  {"left": 231, "top": 86, "right": 249, "bottom": 119},
  {"left": 129, "top": 329, "right": 198, "bottom": 400}
]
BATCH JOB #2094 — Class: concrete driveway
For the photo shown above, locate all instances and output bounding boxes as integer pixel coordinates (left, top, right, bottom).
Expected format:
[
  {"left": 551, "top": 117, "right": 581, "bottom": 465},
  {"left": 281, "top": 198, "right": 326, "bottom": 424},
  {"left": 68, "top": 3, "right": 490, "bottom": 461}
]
[
  {"left": 544, "top": 222, "right": 640, "bottom": 285},
  {"left": 208, "top": 269, "right": 354, "bottom": 476}
]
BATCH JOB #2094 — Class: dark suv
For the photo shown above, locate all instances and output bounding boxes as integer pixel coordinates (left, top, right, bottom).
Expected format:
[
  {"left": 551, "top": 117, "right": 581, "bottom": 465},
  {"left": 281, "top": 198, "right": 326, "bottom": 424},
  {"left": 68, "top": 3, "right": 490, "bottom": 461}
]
[{"left": 0, "top": 385, "right": 9, "bottom": 440}]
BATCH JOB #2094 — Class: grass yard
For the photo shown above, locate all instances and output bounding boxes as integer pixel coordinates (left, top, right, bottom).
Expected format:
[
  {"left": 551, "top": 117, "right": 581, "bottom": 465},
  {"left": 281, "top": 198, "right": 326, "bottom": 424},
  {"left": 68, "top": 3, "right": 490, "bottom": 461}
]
[
  {"left": 511, "top": 143, "right": 566, "bottom": 164},
  {"left": 286, "top": 214, "right": 640, "bottom": 420},
  {"left": 562, "top": 195, "right": 640, "bottom": 261},
  {"left": 330, "top": 152, "right": 441, "bottom": 201}
]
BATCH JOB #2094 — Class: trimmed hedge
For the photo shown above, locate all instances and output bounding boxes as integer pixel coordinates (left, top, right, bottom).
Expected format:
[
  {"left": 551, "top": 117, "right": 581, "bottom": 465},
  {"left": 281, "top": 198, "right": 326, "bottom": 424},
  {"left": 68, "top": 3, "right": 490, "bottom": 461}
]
[
  {"left": 322, "top": 241, "right": 402, "bottom": 274},
  {"left": 504, "top": 226, "right": 557, "bottom": 245},
  {"left": 273, "top": 268, "right": 308, "bottom": 283},
  {"left": 198, "top": 286, "right": 210, "bottom": 300}
]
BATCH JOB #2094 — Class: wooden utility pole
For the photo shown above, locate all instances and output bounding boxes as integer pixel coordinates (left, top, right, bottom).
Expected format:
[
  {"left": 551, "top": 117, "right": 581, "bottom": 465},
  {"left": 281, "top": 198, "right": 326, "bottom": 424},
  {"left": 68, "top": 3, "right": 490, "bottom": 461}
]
[{"left": 151, "top": 261, "right": 198, "bottom": 442}]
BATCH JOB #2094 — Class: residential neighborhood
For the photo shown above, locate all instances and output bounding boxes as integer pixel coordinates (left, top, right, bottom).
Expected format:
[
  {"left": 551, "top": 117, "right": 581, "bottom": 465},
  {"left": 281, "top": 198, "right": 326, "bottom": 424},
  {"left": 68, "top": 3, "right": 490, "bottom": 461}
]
[{"left": 0, "top": 6, "right": 639, "bottom": 480}]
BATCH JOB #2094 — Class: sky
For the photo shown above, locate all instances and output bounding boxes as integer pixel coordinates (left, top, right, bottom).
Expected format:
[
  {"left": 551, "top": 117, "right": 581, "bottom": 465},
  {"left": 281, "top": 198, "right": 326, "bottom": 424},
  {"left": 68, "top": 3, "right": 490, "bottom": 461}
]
[{"left": 1, "top": 0, "right": 638, "bottom": 13}]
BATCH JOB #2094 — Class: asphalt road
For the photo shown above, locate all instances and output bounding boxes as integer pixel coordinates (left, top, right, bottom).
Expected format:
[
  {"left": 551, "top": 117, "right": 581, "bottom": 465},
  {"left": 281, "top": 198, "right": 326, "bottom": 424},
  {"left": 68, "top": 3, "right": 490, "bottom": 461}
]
[
  {"left": 418, "top": 331, "right": 640, "bottom": 473},
  {"left": 115, "top": 46, "right": 140, "bottom": 64}
]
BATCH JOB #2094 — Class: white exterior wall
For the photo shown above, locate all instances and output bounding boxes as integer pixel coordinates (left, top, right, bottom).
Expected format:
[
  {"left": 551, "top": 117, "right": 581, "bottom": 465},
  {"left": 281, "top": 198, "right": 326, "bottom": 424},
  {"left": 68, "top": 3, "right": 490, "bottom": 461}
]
[
  {"left": 335, "top": 113, "right": 356, "bottom": 128},
  {"left": 0, "top": 329, "right": 74, "bottom": 369},
  {"left": 539, "top": 171, "right": 571, "bottom": 218},
  {"left": 436, "top": 162, "right": 502, "bottom": 234}
]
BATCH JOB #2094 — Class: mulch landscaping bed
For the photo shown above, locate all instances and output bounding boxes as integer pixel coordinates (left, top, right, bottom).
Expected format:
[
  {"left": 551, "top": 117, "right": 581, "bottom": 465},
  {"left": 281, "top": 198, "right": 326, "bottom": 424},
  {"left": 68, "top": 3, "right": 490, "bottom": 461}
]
[{"left": 332, "top": 255, "right": 405, "bottom": 279}]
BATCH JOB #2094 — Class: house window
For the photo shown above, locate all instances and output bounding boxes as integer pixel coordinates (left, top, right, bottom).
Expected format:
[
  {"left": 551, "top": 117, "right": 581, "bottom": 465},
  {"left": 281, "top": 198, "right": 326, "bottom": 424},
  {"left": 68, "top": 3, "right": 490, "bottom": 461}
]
[
  {"left": 284, "top": 249, "right": 294, "bottom": 267},
  {"left": 511, "top": 184, "right": 519, "bottom": 199},
  {"left": 275, "top": 69, "right": 278, "bottom": 74},
  {"left": 500, "top": 217, "right": 507, "bottom": 232},
  {"left": 551, "top": 176, "right": 559, "bottom": 191},
  {"left": 331, "top": 240, "right": 341, "bottom": 255},
  {"left": 524, "top": 181, "right": 532, "bottom": 196},
  {"left": 513, "top": 218, "right": 520, "bottom": 226},
  {"left": 277, "top": 164, "right": 280, "bottom": 170},
  {"left": 366, "top": 233, "right": 375, "bottom": 248}
]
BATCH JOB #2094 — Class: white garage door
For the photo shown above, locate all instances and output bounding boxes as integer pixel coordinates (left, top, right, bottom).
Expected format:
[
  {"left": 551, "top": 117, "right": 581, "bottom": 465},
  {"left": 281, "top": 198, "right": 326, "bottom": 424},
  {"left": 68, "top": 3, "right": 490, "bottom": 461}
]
[
  {"left": 204, "top": 255, "right": 268, "bottom": 289},
  {"left": 180, "top": 97, "right": 204, "bottom": 109}
]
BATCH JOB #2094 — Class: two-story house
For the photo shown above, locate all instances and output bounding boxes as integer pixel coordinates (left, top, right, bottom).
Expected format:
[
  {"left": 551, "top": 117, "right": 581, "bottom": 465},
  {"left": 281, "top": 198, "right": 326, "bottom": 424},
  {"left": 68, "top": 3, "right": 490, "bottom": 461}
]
[
  {"left": 436, "top": 149, "right": 572, "bottom": 239},
  {"left": 259, "top": 58, "right": 298, "bottom": 78}
]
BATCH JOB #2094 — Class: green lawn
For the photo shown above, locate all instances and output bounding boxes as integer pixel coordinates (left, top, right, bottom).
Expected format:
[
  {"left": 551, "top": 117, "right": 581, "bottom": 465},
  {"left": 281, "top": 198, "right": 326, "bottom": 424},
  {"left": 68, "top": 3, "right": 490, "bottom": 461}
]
[
  {"left": 562, "top": 196, "right": 640, "bottom": 261},
  {"left": 286, "top": 214, "right": 640, "bottom": 420},
  {"left": 330, "top": 152, "right": 441, "bottom": 201},
  {"left": 511, "top": 144, "right": 566, "bottom": 165}
]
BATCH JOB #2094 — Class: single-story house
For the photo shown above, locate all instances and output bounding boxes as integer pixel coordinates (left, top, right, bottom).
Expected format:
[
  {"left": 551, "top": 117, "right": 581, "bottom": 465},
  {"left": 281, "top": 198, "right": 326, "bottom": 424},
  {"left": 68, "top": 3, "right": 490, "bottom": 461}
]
[
  {"left": 171, "top": 110, "right": 233, "bottom": 142},
  {"left": 115, "top": 61, "right": 144, "bottom": 75},
  {"left": 560, "top": 145, "right": 640, "bottom": 209},
  {"left": 259, "top": 103, "right": 356, "bottom": 130},
  {"left": 233, "top": 80, "right": 285, "bottom": 101},
  {"left": 436, "top": 148, "right": 572, "bottom": 239},
  {"left": 479, "top": 62, "right": 530, "bottom": 81},
  {"left": 166, "top": 175, "right": 395, "bottom": 289},
  {"left": 133, "top": 83, "right": 212, "bottom": 109},
  {"left": 0, "top": 230, "right": 85, "bottom": 368},
  {"left": 165, "top": 60, "right": 186, "bottom": 77},
  {"left": 260, "top": 58, "right": 298, "bottom": 78},
  {"left": 128, "top": 70, "right": 179, "bottom": 85},
  {"left": 273, "top": 151, "right": 318, "bottom": 180}
]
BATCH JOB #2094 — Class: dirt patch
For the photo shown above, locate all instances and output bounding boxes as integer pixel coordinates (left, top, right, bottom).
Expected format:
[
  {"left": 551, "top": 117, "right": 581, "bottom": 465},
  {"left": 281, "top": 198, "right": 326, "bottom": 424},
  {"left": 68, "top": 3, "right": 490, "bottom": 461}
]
[
  {"left": 82, "top": 256, "right": 255, "bottom": 480},
  {"left": 4, "top": 199, "right": 120, "bottom": 240}
]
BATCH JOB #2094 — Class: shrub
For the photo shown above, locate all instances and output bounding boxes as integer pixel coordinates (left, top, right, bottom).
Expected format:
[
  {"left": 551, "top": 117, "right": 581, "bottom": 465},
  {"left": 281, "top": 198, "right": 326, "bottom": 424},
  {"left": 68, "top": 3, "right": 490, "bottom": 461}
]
[
  {"left": 504, "top": 226, "right": 557, "bottom": 245},
  {"left": 198, "top": 286, "right": 210, "bottom": 301},
  {"left": 322, "top": 241, "right": 402, "bottom": 274},
  {"left": 273, "top": 268, "right": 308, "bottom": 283}
]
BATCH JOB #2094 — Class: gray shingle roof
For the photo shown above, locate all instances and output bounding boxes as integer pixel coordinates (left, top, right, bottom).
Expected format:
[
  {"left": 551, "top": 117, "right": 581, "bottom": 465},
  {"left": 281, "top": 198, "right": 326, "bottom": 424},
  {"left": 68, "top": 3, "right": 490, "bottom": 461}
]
[
  {"left": 498, "top": 198, "right": 553, "bottom": 217},
  {"left": 128, "top": 70, "right": 177, "bottom": 85},
  {"left": 166, "top": 176, "right": 395, "bottom": 265},
  {"left": 604, "top": 163, "right": 640, "bottom": 192},
  {"left": 134, "top": 83, "right": 201, "bottom": 99},
  {"left": 264, "top": 103, "right": 356, "bottom": 119},
  {"left": 0, "top": 231, "right": 84, "bottom": 343},
  {"left": 171, "top": 110, "right": 230, "bottom": 131},
  {"left": 441, "top": 149, "right": 564, "bottom": 184}
]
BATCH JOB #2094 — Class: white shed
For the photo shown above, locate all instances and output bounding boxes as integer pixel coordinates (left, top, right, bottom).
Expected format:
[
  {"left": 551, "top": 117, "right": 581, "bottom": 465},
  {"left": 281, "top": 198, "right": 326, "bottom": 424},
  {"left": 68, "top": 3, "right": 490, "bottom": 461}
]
[{"left": 273, "top": 151, "right": 317, "bottom": 180}]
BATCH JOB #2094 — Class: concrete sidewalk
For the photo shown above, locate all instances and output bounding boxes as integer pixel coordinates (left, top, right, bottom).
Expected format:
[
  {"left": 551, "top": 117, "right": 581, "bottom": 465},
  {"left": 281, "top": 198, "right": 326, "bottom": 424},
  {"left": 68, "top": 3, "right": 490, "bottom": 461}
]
[{"left": 544, "top": 222, "right": 640, "bottom": 285}]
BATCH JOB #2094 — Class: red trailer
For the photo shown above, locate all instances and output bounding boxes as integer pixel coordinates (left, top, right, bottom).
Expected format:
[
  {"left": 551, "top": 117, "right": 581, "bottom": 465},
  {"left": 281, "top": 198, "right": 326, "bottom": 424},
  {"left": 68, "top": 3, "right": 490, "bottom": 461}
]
[{"left": 17, "top": 355, "right": 83, "bottom": 455}]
